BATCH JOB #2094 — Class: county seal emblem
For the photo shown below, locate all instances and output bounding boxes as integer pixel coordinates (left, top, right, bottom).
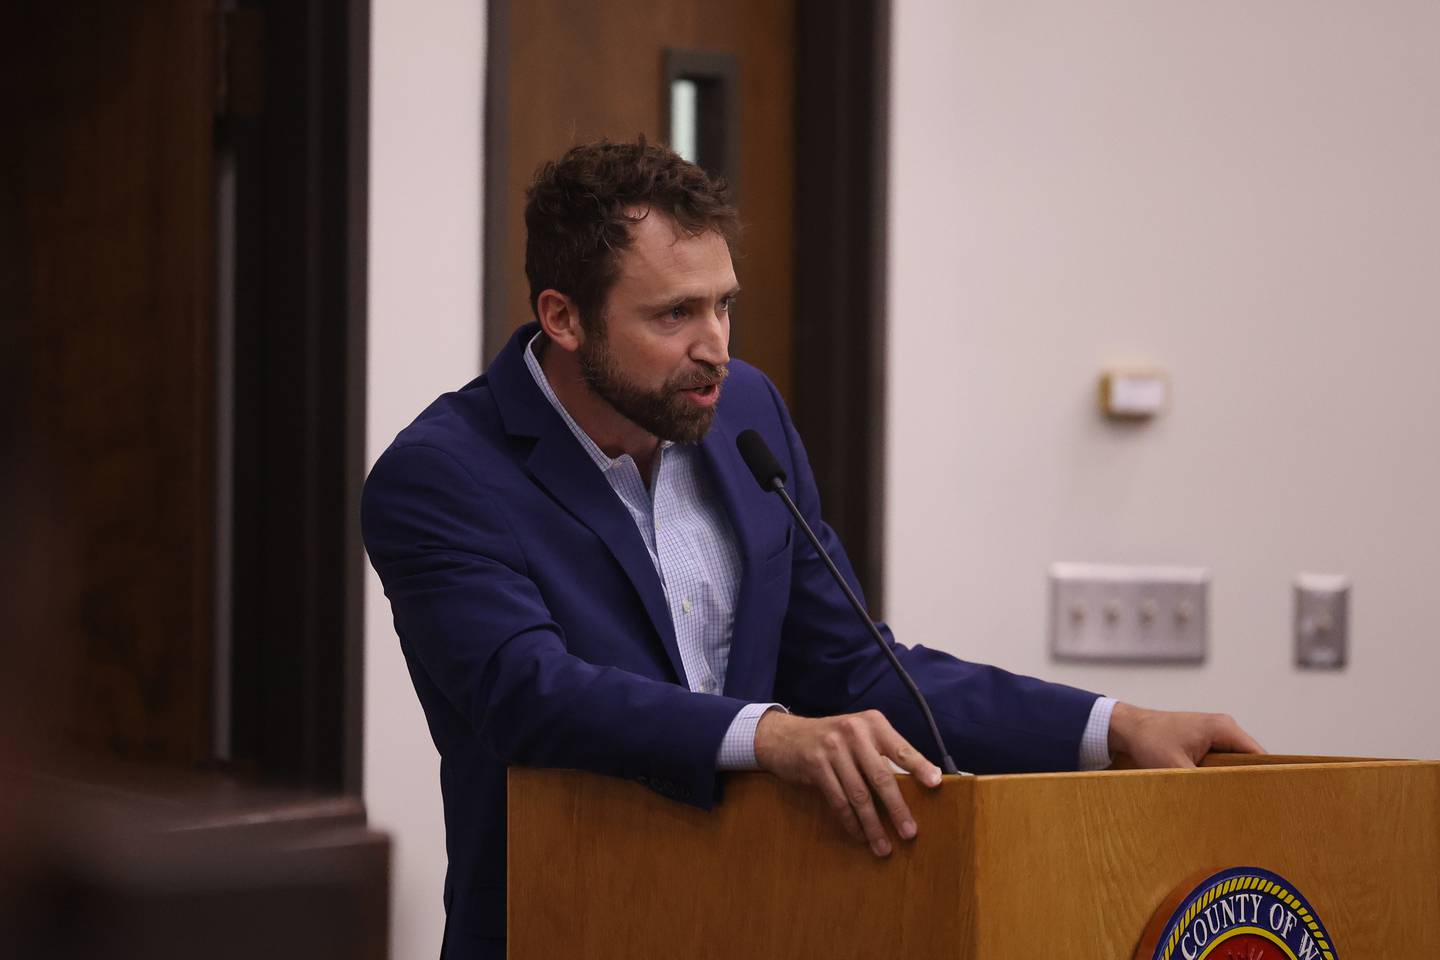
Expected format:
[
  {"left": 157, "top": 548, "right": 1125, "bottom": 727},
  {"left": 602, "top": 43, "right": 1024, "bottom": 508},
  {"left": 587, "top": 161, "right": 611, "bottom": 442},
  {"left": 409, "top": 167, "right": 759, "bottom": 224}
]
[{"left": 1134, "top": 866, "right": 1338, "bottom": 960}]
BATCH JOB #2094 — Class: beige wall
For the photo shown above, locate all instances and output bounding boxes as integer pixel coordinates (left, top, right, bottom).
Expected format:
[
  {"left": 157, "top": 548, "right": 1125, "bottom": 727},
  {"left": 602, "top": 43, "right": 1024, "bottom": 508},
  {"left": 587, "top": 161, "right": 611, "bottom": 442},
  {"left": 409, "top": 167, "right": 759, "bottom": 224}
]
[
  {"left": 885, "top": 1, "right": 1440, "bottom": 759},
  {"left": 366, "top": 2, "right": 484, "bottom": 958}
]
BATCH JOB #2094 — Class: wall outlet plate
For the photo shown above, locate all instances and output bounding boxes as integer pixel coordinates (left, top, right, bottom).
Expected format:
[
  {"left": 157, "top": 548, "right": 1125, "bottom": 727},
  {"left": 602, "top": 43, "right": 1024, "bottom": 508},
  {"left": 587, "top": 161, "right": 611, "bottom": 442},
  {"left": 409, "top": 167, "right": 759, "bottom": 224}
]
[{"left": 1050, "top": 562, "right": 1209, "bottom": 663}]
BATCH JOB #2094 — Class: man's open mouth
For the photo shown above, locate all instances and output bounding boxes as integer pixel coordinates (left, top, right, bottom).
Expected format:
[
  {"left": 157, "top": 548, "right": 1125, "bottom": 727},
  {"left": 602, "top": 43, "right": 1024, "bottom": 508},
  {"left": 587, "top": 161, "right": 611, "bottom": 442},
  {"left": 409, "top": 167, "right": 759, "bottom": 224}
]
[{"left": 679, "top": 382, "right": 721, "bottom": 406}]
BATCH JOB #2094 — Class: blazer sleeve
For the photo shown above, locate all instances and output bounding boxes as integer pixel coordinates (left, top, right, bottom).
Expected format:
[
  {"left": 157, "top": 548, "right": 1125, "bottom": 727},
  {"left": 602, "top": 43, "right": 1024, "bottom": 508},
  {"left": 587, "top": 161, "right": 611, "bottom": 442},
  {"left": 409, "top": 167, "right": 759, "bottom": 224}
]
[
  {"left": 763, "top": 381, "right": 1100, "bottom": 774},
  {"left": 362, "top": 442, "right": 748, "bottom": 807}
]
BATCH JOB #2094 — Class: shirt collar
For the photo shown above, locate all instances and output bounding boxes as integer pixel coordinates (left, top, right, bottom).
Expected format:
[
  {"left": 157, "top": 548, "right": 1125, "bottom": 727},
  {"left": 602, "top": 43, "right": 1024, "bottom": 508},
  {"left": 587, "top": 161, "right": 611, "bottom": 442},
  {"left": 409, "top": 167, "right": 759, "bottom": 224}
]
[{"left": 523, "top": 332, "right": 673, "bottom": 472}]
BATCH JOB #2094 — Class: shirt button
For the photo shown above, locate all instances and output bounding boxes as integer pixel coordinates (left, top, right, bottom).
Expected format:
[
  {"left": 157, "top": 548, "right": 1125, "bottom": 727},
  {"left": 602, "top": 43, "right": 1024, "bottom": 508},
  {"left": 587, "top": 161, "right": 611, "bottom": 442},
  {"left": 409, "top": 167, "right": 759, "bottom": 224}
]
[{"left": 682, "top": 599, "right": 692, "bottom": 614}]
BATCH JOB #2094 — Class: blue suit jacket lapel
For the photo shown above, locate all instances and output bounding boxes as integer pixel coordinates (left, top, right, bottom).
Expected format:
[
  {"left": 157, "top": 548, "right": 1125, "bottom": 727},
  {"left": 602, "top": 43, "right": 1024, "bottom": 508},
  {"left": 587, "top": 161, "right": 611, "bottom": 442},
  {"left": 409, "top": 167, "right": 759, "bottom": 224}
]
[{"left": 488, "top": 325, "right": 687, "bottom": 686}]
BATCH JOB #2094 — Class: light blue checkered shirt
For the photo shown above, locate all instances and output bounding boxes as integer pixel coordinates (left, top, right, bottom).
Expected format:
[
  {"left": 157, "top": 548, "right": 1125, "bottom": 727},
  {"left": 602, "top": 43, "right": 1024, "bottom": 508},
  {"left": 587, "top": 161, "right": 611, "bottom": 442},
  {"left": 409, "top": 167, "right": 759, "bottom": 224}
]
[{"left": 525, "top": 333, "right": 1114, "bottom": 771}]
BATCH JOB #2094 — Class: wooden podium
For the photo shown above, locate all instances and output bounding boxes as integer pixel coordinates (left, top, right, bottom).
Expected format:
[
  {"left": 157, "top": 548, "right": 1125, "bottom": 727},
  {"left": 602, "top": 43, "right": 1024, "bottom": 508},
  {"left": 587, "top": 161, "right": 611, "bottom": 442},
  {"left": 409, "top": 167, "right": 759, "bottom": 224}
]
[{"left": 509, "top": 756, "right": 1439, "bottom": 957}]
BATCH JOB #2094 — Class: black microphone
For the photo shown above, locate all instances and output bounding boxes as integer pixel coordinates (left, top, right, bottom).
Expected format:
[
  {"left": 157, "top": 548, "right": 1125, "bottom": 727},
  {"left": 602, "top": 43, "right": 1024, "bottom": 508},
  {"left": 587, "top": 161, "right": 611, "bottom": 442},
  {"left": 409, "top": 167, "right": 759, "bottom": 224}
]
[{"left": 736, "top": 429, "right": 961, "bottom": 777}]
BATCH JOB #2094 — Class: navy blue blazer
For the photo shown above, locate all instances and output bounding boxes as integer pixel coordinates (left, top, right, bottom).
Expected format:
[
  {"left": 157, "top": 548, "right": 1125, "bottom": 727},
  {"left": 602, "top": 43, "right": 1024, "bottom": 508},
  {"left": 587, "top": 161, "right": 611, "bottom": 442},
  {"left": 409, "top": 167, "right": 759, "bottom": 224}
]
[{"left": 362, "top": 323, "right": 1100, "bottom": 957}]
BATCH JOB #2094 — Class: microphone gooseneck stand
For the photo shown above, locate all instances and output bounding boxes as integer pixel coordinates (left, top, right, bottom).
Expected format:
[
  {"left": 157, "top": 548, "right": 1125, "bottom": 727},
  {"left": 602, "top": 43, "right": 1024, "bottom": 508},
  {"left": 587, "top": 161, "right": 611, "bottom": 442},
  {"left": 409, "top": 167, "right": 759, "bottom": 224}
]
[{"left": 736, "top": 429, "right": 962, "bottom": 777}]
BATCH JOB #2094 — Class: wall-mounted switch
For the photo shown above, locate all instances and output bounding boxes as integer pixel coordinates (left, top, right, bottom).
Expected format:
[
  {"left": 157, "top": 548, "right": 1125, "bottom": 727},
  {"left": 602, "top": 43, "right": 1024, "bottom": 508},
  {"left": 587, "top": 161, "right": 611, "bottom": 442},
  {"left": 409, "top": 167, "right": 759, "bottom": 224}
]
[
  {"left": 1295, "top": 573, "right": 1348, "bottom": 669},
  {"left": 1050, "top": 563, "right": 1208, "bottom": 663}
]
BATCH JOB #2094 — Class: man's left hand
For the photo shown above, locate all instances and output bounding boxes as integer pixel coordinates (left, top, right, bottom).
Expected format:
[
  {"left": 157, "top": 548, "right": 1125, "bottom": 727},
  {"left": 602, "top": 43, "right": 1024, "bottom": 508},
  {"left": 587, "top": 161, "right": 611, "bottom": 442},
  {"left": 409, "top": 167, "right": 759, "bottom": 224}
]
[{"left": 1108, "top": 702, "right": 1266, "bottom": 768}]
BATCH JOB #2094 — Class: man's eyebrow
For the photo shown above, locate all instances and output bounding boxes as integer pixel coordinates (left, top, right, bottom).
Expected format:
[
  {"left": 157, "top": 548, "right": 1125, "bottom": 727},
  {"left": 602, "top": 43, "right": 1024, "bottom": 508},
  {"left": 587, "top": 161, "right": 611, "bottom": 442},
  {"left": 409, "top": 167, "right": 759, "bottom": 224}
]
[{"left": 642, "top": 286, "right": 742, "bottom": 310}]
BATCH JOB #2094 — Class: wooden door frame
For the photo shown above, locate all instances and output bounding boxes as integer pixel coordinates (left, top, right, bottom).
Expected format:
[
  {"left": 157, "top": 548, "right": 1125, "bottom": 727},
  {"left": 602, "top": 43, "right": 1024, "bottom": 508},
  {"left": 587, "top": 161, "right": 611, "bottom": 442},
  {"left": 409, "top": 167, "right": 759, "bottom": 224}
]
[
  {"left": 482, "top": 0, "right": 891, "bottom": 608},
  {"left": 791, "top": 0, "right": 890, "bottom": 612},
  {"left": 226, "top": 0, "right": 369, "bottom": 794}
]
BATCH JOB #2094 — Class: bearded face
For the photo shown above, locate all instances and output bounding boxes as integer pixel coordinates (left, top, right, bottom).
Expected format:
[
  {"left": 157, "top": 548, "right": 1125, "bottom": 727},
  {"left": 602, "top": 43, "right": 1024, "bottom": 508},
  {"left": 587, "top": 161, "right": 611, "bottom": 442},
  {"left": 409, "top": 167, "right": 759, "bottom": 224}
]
[{"left": 577, "top": 321, "right": 728, "bottom": 445}]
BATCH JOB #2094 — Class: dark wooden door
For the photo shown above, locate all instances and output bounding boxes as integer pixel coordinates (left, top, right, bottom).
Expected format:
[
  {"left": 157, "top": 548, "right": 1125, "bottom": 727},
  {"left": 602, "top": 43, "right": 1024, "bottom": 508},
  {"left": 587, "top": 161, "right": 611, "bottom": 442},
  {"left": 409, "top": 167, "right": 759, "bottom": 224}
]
[{"left": 486, "top": 0, "right": 797, "bottom": 402}]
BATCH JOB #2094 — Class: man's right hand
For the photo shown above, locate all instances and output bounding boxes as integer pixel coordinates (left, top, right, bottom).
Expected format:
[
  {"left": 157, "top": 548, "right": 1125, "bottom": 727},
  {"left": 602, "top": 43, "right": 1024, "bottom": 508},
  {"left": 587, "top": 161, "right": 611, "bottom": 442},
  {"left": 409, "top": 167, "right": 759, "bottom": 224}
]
[{"left": 752, "top": 709, "right": 943, "bottom": 858}]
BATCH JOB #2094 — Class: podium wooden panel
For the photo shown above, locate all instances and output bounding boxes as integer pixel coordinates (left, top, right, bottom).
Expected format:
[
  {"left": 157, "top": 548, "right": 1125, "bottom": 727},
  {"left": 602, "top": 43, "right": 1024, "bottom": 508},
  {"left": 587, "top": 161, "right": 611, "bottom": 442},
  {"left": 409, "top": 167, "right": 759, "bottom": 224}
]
[{"left": 509, "top": 757, "right": 1440, "bottom": 958}]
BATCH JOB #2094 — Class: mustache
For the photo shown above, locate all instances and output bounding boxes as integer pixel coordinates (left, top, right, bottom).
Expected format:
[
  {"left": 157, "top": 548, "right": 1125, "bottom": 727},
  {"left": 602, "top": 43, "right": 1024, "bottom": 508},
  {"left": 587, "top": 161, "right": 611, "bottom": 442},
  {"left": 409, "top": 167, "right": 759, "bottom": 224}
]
[{"left": 671, "top": 363, "right": 728, "bottom": 391}]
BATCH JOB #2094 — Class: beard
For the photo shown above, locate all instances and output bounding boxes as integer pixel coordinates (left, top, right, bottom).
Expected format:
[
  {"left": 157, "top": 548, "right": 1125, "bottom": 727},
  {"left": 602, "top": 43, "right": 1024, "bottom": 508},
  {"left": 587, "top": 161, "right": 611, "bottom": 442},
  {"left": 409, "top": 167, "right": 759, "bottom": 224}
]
[{"left": 577, "top": 329, "right": 728, "bottom": 444}]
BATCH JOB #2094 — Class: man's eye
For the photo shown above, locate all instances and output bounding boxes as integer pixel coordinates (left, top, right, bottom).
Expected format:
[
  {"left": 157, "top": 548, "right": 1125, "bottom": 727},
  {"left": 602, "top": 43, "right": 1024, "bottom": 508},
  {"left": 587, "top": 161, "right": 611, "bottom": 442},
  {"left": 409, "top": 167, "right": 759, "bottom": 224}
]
[
  {"left": 717, "top": 297, "right": 733, "bottom": 313},
  {"left": 666, "top": 305, "right": 687, "bottom": 321}
]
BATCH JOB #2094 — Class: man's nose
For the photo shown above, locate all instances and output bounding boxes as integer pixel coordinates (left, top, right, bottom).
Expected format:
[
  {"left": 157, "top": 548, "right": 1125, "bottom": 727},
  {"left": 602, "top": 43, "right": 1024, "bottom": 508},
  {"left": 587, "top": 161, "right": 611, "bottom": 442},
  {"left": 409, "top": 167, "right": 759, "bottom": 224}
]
[{"left": 692, "top": 308, "right": 730, "bottom": 367}]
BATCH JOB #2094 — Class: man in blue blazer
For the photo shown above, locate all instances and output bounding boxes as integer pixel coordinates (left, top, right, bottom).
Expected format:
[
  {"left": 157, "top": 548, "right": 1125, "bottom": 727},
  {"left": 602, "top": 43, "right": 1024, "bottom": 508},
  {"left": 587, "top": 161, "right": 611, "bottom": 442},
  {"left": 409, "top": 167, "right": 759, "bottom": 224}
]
[{"left": 362, "top": 139, "right": 1262, "bottom": 958}]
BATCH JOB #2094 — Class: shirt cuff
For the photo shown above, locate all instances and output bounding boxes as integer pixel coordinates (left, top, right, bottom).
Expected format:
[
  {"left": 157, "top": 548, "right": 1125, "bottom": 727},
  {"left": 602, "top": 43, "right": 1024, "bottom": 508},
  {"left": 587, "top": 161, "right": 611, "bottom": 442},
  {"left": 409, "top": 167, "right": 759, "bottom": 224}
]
[
  {"left": 1078, "top": 696, "right": 1117, "bottom": 770},
  {"left": 716, "top": 702, "right": 786, "bottom": 771}
]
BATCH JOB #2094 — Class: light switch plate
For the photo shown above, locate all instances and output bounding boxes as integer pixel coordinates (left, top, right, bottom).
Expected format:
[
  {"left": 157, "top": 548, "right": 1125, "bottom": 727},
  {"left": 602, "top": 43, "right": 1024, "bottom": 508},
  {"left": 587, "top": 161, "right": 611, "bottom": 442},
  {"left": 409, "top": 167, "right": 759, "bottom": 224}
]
[
  {"left": 1295, "top": 573, "right": 1348, "bottom": 669},
  {"left": 1050, "top": 562, "right": 1209, "bottom": 663}
]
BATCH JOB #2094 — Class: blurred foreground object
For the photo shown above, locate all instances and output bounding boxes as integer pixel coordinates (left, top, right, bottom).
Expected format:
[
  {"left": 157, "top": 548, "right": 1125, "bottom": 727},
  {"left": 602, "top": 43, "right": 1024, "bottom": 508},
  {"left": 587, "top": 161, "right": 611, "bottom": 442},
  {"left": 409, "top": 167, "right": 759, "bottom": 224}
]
[{"left": 0, "top": 762, "right": 389, "bottom": 960}]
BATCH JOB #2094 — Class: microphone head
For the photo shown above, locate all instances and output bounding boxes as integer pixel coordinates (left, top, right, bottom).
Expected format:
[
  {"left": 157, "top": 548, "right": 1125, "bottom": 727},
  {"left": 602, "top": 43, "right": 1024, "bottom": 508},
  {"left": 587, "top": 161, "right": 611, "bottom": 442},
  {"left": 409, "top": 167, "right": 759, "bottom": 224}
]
[{"left": 736, "top": 429, "right": 787, "bottom": 491}]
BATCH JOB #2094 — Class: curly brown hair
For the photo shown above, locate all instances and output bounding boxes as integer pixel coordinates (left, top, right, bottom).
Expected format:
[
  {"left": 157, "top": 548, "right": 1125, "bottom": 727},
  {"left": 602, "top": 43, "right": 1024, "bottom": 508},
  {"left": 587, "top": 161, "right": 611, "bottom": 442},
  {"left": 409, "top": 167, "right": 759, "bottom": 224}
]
[{"left": 523, "top": 136, "right": 739, "bottom": 331}]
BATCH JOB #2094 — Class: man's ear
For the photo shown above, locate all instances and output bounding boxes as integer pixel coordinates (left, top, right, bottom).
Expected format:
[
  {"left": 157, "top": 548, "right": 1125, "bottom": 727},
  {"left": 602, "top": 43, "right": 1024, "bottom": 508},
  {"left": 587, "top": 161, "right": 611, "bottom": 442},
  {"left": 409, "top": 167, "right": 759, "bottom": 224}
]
[{"left": 535, "top": 289, "right": 584, "bottom": 353}]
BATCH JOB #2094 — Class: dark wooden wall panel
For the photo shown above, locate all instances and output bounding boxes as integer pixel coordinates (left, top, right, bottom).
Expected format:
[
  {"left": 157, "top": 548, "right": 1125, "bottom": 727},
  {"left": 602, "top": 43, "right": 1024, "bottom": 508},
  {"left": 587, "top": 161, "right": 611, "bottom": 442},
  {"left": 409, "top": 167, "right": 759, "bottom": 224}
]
[{"left": 4, "top": 1, "right": 218, "bottom": 764}]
